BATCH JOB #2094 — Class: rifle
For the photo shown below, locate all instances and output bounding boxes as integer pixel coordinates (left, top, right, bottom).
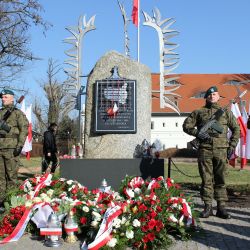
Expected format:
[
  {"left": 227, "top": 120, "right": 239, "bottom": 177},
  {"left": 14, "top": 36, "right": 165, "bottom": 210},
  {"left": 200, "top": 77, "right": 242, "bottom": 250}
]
[
  {"left": 0, "top": 95, "right": 25, "bottom": 133},
  {"left": 190, "top": 90, "right": 247, "bottom": 149}
]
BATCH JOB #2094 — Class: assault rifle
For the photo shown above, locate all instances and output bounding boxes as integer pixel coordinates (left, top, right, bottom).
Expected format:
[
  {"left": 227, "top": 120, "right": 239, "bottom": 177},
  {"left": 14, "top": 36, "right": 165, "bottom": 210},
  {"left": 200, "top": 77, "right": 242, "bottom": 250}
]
[
  {"left": 0, "top": 95, "right": 25, "bottom": 133},
  {"left": 190, "top": 90, "right": 247, "bottom": 149}
]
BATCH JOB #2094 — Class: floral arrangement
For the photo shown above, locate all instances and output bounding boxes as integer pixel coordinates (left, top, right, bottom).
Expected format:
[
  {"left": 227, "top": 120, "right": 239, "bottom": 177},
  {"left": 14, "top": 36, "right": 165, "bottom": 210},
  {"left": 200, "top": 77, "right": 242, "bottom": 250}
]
[{"left": 0, "top": 174, "right": 197, "bottom": 249}]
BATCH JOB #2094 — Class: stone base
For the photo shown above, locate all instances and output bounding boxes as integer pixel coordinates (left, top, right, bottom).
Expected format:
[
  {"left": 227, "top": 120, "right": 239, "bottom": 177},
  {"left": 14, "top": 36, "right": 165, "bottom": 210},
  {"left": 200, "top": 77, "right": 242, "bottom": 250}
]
[{"left": 60, "top": 158, "right": 164, "bottom": 190}]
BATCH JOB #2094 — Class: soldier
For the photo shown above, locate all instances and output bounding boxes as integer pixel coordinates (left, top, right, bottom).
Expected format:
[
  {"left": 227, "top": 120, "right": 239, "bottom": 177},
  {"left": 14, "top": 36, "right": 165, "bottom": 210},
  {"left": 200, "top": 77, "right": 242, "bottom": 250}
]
[
  {"left": 183, "top": 86, "right": 240, "bottom": 219},
  {"left": 0, "top": 89, "right": 28, "bottom": 213}
]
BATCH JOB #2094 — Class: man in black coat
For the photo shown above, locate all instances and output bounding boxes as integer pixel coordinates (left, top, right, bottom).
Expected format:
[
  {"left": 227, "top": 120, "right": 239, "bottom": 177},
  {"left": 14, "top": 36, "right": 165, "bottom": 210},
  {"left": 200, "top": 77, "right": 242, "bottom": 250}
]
[{"left": 42, "top": 123, "right": 58, "bottom": 174}]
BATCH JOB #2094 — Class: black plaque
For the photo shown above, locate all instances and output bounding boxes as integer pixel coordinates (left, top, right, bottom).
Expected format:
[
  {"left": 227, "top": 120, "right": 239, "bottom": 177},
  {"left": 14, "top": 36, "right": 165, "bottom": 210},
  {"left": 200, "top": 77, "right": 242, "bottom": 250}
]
[{"left": 95, "top": 77, "right": 136, "bottom": 133}]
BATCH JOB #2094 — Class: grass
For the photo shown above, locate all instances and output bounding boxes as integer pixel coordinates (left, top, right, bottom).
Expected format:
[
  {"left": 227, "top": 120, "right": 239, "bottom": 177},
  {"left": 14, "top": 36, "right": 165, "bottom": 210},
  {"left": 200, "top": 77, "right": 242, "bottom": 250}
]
[{"left": 166, "top": 161, "right": 250, "bottom": 192}]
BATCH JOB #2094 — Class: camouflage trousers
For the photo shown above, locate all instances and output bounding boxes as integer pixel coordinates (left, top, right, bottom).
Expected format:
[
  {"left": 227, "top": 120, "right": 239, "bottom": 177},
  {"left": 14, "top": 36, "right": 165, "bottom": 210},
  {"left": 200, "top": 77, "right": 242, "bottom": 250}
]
[
  {"left": 0, "top": 149, "right": 19, "bottom": 203},
  {"left": 198, "top": 147, "right": 228, "bottom": 205}
]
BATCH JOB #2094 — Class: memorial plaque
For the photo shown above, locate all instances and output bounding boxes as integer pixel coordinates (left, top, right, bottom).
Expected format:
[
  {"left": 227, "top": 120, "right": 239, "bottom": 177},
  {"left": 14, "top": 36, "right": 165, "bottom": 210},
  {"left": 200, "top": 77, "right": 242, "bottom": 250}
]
[{"left": 95, "top": 76, "right": 136, "bottom": 133}]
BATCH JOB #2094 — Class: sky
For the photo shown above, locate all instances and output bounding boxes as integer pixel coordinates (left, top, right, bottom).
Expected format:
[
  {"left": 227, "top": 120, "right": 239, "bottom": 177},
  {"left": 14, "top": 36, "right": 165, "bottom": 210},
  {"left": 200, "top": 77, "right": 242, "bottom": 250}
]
[{"left": 12, "top": 0, "right": 250, "bottom": 103}]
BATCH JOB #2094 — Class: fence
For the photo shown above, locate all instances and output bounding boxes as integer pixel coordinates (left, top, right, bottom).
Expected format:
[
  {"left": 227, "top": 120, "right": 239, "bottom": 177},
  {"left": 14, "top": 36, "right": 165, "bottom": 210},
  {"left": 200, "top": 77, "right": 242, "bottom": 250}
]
[{"left": 30, "top": 141, "right": 69, "bottom": 157}]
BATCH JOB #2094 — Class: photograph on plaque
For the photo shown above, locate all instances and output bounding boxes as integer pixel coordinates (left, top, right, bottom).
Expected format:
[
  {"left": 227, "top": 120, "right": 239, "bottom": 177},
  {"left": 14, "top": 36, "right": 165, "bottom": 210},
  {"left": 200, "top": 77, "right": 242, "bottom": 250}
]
[{"left": 95, "top": 78, "right": 136, "bottom": 133}]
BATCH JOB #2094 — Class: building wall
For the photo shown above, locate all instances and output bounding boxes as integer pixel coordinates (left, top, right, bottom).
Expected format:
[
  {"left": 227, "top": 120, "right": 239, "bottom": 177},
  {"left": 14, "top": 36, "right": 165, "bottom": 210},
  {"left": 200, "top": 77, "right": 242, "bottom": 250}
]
[{"left": 150, "top": 116, "right": 194, "bottom": 149}]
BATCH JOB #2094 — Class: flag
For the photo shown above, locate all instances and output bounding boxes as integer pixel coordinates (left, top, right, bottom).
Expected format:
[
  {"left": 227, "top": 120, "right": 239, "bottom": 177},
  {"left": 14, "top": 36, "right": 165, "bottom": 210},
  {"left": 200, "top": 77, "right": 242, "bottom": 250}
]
[
  {"left": 131, "top": 0, "right": 139, "bottom": 27},
  {"left": 230, "top": 103, "right": 247, "bottom": 168},
  {"left": 246, "top": 102, "right": 250, "bottom": 159},
  {"left": 21, "top": 100, "right": 32, "bottom": 160}
]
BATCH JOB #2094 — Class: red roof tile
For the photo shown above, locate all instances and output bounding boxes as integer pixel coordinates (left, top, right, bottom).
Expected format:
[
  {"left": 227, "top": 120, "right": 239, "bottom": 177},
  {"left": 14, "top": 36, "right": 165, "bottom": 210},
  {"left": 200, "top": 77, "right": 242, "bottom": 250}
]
[{"left": 151, "top": 73, "right": 250, "bottom": 113}]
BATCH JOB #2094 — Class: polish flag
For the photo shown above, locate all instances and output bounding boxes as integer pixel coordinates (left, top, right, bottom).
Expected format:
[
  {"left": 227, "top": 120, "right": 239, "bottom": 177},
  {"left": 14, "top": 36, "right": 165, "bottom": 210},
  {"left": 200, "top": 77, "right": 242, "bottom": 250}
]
[
  {"left": 21, "top": 100, "right": 32, "bottom": 160},
  {"left": 246, "top": 102, "right": 250, "bottom": 159},
  {"left": 230, "top": 103, "right": 247, "bottom": 168},
  {"left": 132, "top": 0, "right": 139, "bottom": 27}
]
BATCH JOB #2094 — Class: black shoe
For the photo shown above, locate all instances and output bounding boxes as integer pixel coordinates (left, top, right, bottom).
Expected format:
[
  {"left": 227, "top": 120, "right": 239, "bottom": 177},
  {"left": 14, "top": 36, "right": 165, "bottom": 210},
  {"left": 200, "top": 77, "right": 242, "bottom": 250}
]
[
  {"left": 216, "top": 208, "right": 231, "bottom": 219},
  {"left": 200, "top": 205, "right": 213, "bottom": 218}
]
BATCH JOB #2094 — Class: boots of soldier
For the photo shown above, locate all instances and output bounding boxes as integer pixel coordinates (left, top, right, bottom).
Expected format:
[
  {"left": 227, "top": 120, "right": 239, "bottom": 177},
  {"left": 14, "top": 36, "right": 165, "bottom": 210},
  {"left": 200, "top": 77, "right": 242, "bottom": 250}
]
[
  {"left": 200, "top": 204, "right": 213, "bottom": 218},
  {"left": 216, "top": 203, "right": 231, "bottom": 219},
  {"left": 0, "top": 202, "right": 5, "bottom": 214}
]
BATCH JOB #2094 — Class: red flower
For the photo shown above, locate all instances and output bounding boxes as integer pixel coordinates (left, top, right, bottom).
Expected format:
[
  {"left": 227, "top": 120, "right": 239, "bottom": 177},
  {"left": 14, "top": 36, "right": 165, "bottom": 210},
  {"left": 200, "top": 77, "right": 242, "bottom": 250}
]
[
  {"left": 138, "top": 204, "right": 147, "bottom": 212},
  {"left": 80, "top": 217, "right": 87, "bottom": 225},
  {"left": 148, "top": 219, "right": 156, "bottom": 230},
  {"left": 150, "top": 210, "right": 157, "bottom": 218},
  {"left": 71, "top": 207, "right": 77, "bottom": 214},
  {"left": 147, "top": 232, "right": 155, "bottom": 241}
]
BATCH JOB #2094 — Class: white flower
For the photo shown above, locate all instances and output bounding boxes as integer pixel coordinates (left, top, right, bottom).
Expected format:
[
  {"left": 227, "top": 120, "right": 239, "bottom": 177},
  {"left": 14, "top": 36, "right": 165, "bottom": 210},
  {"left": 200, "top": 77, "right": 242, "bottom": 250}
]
[
  {"left": 43, "top": 196, "right": 51, "bottom": 203},
  {"left": 66, "top": 180, "right": 73, "bottom": 185},
  {"left": 134, "top": 188, "right": 141, "bottom": 194},
  {"left": 91, "top": 220, "right": 99, "bottom": 228},
  {"left": 121, "top": 216, "right": 127, "bottom": 224},
  {"left": 25, "top": 200, "right": 33, "bottom": 208},
  {"left": 113, "top": 218, "right": 121, "bottom": 228},
  {"left": 92, "top": 211, "right": 102, "bottom": 221},
  {"left": 40, "top": 193, "right": 48, "bottom": 199},
  {"left": 107, "top": 238, "right": 117, "bottom": 248},
  {"left": 132, "top": 219, "right": 141, "bottom": 227},
  {"left": 126, "top": 230, "right": 134, "bottom": 239},
  {"left": 47, "top": 189, "right": 54, "bottom": 197},
  {"left": 82, "top": 206, "right": 89, "bottom": 212},
  {"left": 33, "top": 197, "right": 42, "bottom": 203}
]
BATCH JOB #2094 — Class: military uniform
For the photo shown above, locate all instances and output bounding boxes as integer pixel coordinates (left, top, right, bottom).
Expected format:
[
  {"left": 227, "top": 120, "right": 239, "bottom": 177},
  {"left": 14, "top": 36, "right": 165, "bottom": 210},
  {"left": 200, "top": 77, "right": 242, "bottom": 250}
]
[
  {"left": 0, "top": 91, "right": 28, "bottom": 205},
  {"left": 183, "top": 86, "right": 240, "bottom": 218}
]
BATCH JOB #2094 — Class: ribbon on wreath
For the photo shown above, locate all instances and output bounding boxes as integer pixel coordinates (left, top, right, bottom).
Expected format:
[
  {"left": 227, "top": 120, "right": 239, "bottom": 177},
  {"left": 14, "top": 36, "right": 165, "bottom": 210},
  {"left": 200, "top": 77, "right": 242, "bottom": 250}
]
[
  {"left": 81, "top": 205, "right": 122, "bottom": 250},
  {"left": 0, "top": 174, "right": 52, "bottom": 244}
]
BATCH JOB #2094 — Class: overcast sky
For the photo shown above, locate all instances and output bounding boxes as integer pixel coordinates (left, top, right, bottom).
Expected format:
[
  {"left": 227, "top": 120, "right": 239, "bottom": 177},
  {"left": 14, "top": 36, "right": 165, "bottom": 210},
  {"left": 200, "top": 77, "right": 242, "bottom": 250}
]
[{"left": 12, "top": 0, "right": 250, "bottom": 101}]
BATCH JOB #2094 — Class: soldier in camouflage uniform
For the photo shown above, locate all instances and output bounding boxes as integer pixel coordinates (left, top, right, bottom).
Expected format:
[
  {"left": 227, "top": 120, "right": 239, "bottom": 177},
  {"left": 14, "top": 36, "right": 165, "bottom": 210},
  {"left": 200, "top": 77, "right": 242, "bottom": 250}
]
[
  {"left": 0, "top": 89, "right": 28, "bottom": 213},
  {"left": 183, "top": 86, "right": 240, "bottom": 219}
]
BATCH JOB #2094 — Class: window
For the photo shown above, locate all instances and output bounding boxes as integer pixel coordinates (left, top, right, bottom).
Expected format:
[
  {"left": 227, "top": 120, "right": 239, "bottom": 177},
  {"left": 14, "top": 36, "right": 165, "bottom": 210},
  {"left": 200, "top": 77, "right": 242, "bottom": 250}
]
[
  {"left": 192, "top": 91, "right": 206, "bottom": 99},
  {"left": 151, "top": 121, "right": 154, "bottom": 130},
  {"left": 165, "top": 80, "right": 181, "bottom": 86},
  {"left": 163, "top": 122, "right": 166, "bottom": 127},
  {"left": 175, "top": 122, "right": 178, "bottom": 127},
  {"left": 224, "top": 80, "right": 242, "bottom": 86}
]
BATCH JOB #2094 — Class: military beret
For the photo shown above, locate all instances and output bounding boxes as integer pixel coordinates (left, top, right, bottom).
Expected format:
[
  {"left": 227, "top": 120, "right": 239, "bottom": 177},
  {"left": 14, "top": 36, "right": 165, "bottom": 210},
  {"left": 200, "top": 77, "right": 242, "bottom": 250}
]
[
  {"left": 204, "top": 86, "right": 218, "bottom": 99},
  {"left": 0, "top": 89, "right": 15, "bottom": 97}
]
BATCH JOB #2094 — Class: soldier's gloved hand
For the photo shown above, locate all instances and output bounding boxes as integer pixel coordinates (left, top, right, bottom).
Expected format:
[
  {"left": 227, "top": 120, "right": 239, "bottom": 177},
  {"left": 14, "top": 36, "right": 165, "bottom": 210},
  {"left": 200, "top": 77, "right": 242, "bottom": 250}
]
[
  {"left": 227, "top": 147, "right": 234, "bottom": 160},
  {"left": 13, "top": 146, "right": 22, "bottom": 157},
  {"left": 196, "top": 131, "right": 210, "bottom": 141}
]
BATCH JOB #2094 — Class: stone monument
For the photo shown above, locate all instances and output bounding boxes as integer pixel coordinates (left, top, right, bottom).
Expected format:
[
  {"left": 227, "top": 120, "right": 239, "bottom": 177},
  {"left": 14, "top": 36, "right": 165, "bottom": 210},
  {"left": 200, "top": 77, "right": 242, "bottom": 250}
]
[{"left": 84, "top": 50, "right": 151, "bottom": 158}]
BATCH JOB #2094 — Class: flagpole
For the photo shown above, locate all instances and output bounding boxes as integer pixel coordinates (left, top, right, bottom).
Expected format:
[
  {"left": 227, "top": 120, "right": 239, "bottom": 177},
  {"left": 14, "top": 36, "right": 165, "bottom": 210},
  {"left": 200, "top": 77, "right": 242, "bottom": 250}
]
[{"left": 137, "top": 0, "right": 140, "bottom": 62}]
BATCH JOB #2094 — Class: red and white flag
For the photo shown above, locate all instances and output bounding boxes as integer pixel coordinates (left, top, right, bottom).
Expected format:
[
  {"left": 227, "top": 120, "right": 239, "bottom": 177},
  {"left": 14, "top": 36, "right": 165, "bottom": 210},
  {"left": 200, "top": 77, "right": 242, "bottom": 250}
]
[
  {"left": 246, "top": 102, "right": 250, "bottom": 159},
  {"left": 131, "top": 0, "right": 139, "bottom": 27},
  {"left": 21, "top": 100, "right": 32, "bottom": 160},
  {"left": 230, "top": 103, "right": 247, "bottom": 168}
]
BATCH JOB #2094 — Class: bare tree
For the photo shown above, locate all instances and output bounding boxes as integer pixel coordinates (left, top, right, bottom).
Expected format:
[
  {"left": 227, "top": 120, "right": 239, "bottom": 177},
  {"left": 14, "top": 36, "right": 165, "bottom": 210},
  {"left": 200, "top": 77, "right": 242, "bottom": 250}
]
[
  {"left": 33, "top": 58, "right": 74, "bottom": 132},
  {"left": 0, "top": 0, "right": 51, "bottom": 82}
]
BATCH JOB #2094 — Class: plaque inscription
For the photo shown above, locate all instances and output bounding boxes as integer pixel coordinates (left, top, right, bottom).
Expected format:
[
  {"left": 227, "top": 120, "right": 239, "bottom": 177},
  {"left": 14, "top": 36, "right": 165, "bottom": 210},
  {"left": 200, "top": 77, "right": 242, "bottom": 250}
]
[{"left": 95, "top": 78, "right": 136, "bottom": 133}]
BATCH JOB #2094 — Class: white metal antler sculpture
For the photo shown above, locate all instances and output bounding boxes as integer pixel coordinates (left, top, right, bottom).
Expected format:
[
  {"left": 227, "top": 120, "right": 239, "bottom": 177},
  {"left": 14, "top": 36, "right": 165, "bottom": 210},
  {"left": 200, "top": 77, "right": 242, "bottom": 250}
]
[
  {"left": 63, "top": 14, "right": 96, "bottom": 142},
  {"left": 64, "top": 15, "right": 96, "bottom": 95},
  {"left": 143, "top": 8, "right": 181, "bottom": 114},
  {"left": 117, "top": 0, "right": 130, "bottom": 57}
]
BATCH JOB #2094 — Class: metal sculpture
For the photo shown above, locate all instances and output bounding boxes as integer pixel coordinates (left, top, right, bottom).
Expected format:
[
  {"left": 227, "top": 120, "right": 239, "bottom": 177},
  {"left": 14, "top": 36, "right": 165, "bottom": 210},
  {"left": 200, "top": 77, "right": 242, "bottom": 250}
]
[
  {"left": 143, "top": 8, "right": 181, "bottom": 114},
  {"left": 117, "top": 0, "right": 130, "bottom": 57},
  {"left": 63, "top": 14, "right": 96, "bottom": 142}
]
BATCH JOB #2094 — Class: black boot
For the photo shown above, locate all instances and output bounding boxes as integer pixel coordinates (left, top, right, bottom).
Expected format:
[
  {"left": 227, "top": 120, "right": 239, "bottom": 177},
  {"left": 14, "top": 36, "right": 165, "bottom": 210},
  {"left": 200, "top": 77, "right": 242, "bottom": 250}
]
[
  {"left": 216, "top": 206, "right": 231, "bottom": 219},
  {"left": 200, "top": 204, "right": 213, "bottom": 218},
  {"left": 0, "top": 203, "right": 5, "bottom": 214}
]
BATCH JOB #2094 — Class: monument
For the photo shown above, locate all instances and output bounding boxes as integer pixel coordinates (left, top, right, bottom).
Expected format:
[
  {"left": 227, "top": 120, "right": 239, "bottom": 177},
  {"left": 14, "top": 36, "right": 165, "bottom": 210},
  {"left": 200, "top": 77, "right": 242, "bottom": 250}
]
[
  {"left": 61, "top": 51, "right": 165, "bottom": 189},
  {"left": 84, "top": 50, "right": 151, "bottom": 158}
]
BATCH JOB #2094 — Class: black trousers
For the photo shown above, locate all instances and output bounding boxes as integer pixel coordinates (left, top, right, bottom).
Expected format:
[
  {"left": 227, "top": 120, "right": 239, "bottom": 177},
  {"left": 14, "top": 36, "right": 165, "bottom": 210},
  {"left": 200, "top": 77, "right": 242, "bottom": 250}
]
[{"left": 42, "top": 153, "right": 58, "bottom": 173}]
